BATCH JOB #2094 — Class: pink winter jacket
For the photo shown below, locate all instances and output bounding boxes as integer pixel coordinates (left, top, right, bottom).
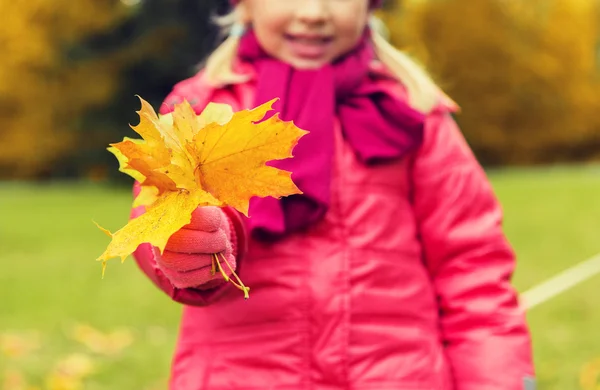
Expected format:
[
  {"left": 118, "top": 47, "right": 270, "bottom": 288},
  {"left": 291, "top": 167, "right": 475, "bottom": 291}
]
[{"left": 132, "top": 62, "right": 534, "bottom": 390}]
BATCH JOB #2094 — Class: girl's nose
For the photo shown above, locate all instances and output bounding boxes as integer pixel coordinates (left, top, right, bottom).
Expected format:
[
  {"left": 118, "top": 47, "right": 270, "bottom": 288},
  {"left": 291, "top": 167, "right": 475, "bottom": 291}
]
[{"left": 295, "top": 0, "right": 331, "bottom": 26}]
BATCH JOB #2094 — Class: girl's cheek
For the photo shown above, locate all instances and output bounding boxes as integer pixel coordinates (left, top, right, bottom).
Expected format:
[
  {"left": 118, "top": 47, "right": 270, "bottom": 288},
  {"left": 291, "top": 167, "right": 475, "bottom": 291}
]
[{"left": 253, "top": 22, "right": 287, "bottom": 60}]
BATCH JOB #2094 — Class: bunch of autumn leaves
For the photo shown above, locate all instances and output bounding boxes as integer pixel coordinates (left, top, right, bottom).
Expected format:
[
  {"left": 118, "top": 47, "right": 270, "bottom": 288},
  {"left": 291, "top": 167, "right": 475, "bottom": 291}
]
[{"left": 96, "top": 97, "right": 307, "bottom": 298}]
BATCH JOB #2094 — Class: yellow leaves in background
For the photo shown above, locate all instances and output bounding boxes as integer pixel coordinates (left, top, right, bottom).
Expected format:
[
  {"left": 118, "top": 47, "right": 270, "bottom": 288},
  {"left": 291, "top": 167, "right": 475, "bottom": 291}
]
[
  {"left": 2, "top": 368, "right": 39, "bottom": 390},
  {"left": 97, "top": 98, "right": 306, "bottom": 277},
  {"left": 0, "top": 324, "right": 142, "bottom": 390},
  {"left": 380, "top": 0, "right": 600, "bottom": 164},
  {"left": 45, "top": 354, "right": 96, "bottom": 390},
  {"left": 69, "top": 324, "right": 133, "bottom": 356},
  {"left": 580, "top": 358, "right": 600, "bottom": 390},
  {"left": 0, "top": 0, "right": 129, "bottom": 178},
  {"left": 1, "top": 332, "right": 41, "bottom": 359}
]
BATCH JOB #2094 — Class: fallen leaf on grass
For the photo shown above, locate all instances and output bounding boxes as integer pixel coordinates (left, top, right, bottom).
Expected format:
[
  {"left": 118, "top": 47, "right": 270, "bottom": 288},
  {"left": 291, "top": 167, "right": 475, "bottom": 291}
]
[
  {"left": 69, "top": 324, "right": 133, "bottom": 356},
  {"left": 2, "top": 368, "right": 39, "bottom": 390},
  {"left": 45, "top": 353, "right": 95, "bottom": 390},
  {"left": 580, "top": 358, "right": 600, "bottom": 390},
  {"left": 0, "top": 331, "right": 41, "bottom": 359}
]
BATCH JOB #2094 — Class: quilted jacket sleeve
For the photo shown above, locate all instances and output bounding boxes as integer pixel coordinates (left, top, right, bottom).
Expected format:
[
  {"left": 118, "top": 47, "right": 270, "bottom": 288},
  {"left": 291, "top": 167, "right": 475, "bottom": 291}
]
[{"left": 411, "top": 110, "right": 535, "bottom": 389}]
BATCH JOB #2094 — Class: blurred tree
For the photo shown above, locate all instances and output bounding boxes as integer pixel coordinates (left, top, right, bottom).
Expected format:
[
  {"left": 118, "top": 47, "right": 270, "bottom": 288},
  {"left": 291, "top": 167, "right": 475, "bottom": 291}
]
[
  {"left": 380, "top": 0, "right": 600, "bottom": 165},
  {"left": 0, "top": 0, "right": 129, "bottom": 179},
  {"left": 74, "top": 0, "right": 227, "bottom": 183},
  {"left": 3, "top": 0, "right": 598, "bottom": 178},
  {"left": 0, "top": 0, "right": 226, "bottom": 180}
]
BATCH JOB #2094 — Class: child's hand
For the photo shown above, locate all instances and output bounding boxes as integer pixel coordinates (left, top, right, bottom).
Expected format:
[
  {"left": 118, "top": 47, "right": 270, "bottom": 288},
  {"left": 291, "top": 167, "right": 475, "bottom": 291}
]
[{"left": 155, "top": 206, "right": 236, "bottom": 290}]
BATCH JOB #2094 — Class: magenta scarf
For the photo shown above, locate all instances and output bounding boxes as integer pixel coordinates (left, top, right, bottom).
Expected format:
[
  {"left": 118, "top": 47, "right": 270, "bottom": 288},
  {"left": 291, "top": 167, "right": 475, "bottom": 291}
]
[{"left": 238, "top": 30, "right": 426, "bottom": 239}]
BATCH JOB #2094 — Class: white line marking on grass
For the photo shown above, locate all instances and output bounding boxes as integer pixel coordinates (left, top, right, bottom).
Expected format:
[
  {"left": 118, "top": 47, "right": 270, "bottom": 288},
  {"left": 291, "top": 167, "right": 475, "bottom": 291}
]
[{"left": 520, "top": 253, "right": 600, "bottom": 310}]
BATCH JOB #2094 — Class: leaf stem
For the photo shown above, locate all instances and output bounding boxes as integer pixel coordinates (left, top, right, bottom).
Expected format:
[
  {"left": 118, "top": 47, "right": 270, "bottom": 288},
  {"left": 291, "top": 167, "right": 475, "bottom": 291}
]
[
  {"left": 219, "top": 252, "right": 250, "bottom": 299},
  {"left": 212, "top": 253, "right": 250, "bottom": 299},
  {"left": 213, "top": 253, "right": 230, "bottom": 282}
]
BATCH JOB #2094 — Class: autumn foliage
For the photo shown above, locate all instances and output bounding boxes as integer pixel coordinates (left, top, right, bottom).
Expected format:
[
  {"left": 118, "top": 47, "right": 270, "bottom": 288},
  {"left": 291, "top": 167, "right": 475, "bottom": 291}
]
[
  {"left": 0, "top": 0, "right": 223, "bottom": 180},
  {"left": 380, "top": 0, "right": 600, "bottom": 165},
  {"left": 1, "top": 0, "right": 599, "bottom": 178},
  {"left": 0, "top": 0, "right": 130, "bottom": 178}
]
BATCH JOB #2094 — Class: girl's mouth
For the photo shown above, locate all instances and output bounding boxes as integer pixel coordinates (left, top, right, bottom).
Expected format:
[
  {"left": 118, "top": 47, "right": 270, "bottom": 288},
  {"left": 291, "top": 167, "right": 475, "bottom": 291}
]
[{"left": 284, "top": 34, "right": 334, "bottom": 60}]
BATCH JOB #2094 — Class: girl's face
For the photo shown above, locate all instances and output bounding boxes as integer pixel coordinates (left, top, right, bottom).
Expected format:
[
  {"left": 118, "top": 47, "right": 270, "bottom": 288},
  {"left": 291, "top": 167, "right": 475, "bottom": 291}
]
[{"left": 241, "top": 0, "right": 370, "bottom": 69}]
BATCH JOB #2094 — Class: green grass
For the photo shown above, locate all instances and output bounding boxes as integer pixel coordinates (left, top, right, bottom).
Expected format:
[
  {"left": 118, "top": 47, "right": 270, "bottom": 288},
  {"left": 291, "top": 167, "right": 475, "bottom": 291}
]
[
  {"left": 0, "top": 182, "right": 181, "bottom": 389},
  {"left": 1, "top": 166, "right": 600, "bottom": 389},
  {"left": 490, "top": 166, "right": 600, "bottom": 390}
]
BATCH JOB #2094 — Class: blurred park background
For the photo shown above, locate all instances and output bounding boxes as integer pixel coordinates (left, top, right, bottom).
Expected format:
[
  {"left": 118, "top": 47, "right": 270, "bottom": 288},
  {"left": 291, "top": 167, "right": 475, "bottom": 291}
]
[{"left": 1, "top": 0, "right": 599, "bottom": 388}]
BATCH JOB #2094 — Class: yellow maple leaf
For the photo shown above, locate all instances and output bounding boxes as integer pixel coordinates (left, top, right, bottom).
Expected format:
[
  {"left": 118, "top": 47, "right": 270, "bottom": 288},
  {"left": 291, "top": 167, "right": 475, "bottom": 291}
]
[
  {"left": 193, "top": 101, "right": 306, "bottom": 215},
  {"left": 96, "top": 97, "right": 307, "bottom": 297}
]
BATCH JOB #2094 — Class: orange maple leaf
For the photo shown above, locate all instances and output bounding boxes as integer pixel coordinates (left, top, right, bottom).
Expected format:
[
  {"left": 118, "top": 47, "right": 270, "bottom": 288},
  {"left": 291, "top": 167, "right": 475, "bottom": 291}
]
[{"left": 96, "top": 97, "right": 307, "bottom": 297}]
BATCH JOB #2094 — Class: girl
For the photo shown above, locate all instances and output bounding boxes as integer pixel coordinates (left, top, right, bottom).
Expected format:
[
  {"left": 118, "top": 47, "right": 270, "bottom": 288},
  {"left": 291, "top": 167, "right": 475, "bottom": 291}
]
[{"left": 131, "top": 0, "right": 535, "bottom": 388}]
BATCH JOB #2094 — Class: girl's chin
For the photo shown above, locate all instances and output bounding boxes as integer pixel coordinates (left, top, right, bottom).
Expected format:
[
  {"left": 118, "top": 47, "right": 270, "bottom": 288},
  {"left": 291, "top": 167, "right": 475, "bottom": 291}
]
[{"left": 283, "top": 55, "right": 331, "bottom": 70}]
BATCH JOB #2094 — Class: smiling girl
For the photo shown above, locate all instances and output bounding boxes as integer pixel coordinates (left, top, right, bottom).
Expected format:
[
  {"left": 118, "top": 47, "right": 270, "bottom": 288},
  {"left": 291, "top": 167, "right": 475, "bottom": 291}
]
[{"left": 131, "top": 1, "right": 535, "bottom": 389}]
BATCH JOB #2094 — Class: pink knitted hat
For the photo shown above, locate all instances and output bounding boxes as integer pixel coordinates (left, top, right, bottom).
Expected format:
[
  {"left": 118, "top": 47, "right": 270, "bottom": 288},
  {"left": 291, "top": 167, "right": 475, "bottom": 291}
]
[{"left": 230, "top": 0, "right": 382, "bottom": 8}]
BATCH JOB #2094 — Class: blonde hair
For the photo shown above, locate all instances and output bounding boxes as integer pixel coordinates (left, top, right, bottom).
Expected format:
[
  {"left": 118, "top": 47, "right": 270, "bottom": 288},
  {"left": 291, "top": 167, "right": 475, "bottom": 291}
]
[{"left": 205, "top": 8, "right": 442, "bottom": 113}]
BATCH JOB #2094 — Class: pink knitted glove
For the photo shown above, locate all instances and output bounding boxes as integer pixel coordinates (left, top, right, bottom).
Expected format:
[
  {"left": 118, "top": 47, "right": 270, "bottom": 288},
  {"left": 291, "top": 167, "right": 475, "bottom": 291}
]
[{"left": 155, "top": 206, "right": 237, "bottom": 290}]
